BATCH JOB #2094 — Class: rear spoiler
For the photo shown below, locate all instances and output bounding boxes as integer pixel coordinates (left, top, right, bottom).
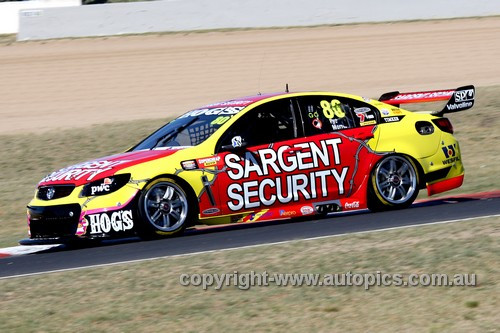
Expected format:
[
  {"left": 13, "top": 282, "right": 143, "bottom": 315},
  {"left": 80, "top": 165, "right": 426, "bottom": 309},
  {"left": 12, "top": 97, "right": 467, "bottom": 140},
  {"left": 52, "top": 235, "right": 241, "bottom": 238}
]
[{"left": 379, "top": 85, "right": 475, "bottom": 116}]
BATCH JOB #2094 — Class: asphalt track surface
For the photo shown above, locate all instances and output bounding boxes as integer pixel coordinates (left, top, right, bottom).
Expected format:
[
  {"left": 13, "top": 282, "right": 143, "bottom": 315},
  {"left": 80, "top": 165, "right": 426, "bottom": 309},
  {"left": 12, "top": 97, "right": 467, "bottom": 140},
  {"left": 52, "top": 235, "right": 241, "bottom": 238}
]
[{"left": 1, "top": 195, "right": 499, "bottom": 279}]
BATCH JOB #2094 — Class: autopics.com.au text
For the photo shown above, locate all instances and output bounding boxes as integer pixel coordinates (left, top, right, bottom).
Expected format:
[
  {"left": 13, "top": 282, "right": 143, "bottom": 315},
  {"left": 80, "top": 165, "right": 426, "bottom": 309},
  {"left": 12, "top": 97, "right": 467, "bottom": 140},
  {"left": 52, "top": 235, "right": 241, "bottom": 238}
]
[{"left": 179, "top": 271, "right": 477, "bottom": 291}]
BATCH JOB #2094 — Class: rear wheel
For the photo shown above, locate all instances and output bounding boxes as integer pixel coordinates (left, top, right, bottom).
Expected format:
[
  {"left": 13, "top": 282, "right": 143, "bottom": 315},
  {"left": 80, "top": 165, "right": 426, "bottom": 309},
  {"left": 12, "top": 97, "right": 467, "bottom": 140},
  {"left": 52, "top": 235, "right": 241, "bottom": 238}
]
[
  {"left": 137, "top": 177, "right": 196, "bottom": 238},
  {"left": 368, "top": 155, "right": 419, "bottom": 211}
]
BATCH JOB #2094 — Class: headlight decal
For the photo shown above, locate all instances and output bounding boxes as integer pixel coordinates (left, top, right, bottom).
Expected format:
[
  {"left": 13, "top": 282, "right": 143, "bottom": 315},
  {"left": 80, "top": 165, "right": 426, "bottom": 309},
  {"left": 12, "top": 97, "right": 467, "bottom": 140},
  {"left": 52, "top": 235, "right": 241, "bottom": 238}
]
[{"left": 80, "top": 174, "right": 131, "bottom": 197}]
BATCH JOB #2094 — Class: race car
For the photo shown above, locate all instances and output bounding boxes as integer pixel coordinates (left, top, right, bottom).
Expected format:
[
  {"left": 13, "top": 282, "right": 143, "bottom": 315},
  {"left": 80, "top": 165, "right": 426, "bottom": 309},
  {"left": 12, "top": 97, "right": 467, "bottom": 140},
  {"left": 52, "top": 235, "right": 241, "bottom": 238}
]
[{"left": 25, "top": 85, "right": 474, "bottom": 241}]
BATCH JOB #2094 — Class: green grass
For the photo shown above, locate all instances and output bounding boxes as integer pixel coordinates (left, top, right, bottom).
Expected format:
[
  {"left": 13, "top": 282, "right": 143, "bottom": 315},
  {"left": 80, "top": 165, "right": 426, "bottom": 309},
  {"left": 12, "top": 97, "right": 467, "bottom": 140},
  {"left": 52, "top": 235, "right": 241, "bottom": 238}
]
[
  {"left": 0, "top": 216, "right": 498, "bottom": 332},
  {"left": 0, "top": 85, "right": 499, "bottom": 247}
]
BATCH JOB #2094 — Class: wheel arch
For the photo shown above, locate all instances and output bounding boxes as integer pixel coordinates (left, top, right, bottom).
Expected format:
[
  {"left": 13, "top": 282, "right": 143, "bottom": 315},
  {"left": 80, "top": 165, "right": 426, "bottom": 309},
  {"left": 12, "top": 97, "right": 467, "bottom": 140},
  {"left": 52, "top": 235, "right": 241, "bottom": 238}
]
[
  {"left": 371, "top": 152, "right": 426, "bottom": 189},
  {"left": 366, "top": 152, "right": 422, "bottom": 211},
  {"left": 399, "top": 153, "right": 426, "bottom": 189},
  {"left": 142, "top": 173, "right": 200, "bottom": 217}
]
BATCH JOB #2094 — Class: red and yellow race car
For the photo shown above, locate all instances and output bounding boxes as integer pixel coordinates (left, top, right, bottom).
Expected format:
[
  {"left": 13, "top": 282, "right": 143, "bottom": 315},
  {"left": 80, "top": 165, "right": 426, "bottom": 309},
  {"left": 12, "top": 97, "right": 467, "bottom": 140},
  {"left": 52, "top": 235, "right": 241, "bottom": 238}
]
[{"left": 26, "top": 85, "right": 474, "bottom": 241}]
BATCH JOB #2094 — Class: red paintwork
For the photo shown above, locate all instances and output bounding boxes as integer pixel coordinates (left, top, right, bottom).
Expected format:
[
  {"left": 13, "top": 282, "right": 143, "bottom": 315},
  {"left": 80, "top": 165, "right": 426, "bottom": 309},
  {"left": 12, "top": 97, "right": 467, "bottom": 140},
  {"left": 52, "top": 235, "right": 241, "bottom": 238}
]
[
  {"left": 201, "top": 93, "right": 285, "bottom": 108},
  {"left": 427, "top": 174, "right": 464, "bottom": 196},
  {"left": 381, "top": 89, "right": 454, "bottom": 105},
  {"left": 39, "top": 148, "right": 184, "bottom": 187},
  {"left": 198, "top": 126, "right": 382, "bottom": 219}
]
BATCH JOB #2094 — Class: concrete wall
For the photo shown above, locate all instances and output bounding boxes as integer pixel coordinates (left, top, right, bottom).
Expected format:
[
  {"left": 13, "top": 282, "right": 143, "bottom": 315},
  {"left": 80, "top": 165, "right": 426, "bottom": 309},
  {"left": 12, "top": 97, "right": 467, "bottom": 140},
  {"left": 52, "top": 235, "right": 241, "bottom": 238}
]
[
  {"left": 18, "top": 0, "right": 500, "bottom": 41},
  {"left": 0, "top": 0, "right": 80, "bottom": 34}
]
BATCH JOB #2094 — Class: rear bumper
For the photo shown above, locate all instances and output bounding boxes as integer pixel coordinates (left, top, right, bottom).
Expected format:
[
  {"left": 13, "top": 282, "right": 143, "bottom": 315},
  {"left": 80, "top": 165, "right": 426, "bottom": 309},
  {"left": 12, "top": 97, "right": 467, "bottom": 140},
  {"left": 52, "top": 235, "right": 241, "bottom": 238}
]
[{"left": 427, "top": 174, "right": 464, "bottom": 196}]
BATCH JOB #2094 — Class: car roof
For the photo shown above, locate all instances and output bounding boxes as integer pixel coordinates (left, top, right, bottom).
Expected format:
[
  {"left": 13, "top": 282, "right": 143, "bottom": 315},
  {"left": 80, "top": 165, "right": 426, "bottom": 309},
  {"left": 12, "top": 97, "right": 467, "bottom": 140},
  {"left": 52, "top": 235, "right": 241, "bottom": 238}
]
[
  {"left": 199, "top": 93, "right": 283, "bottom": 108},
  {"left": 200, "top": 91, "right": 367, "bottom": 109}
]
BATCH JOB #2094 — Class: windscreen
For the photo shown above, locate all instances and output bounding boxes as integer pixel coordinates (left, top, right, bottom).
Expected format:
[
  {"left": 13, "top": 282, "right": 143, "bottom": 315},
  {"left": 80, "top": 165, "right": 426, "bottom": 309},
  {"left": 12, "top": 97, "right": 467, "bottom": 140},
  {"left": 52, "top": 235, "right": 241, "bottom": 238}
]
[{"left": 131, "top": 106, "right": 244, "bottom": 151}]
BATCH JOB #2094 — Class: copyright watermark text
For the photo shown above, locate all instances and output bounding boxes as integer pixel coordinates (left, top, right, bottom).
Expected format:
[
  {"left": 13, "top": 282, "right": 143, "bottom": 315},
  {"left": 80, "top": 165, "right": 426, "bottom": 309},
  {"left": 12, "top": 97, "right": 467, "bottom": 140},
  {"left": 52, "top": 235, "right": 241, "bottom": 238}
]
[{"left": 179, "top": 271, "right": 476, "bottom": 290}]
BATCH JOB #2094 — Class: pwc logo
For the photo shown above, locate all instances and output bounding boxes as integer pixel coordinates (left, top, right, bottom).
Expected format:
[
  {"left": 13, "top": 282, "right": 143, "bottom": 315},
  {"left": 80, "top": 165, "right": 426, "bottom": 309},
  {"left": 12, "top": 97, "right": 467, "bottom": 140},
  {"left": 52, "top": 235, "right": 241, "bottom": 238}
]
[{"left": 90, "top": 177, "right": 113, "bottom": 195}]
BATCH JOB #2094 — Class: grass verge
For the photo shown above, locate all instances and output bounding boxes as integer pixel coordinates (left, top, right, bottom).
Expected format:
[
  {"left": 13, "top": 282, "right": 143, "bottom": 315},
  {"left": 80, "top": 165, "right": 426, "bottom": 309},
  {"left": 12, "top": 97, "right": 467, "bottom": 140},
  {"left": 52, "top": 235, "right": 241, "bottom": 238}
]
[
  {"left": 1, "top": 216, "right": 498, "bottom": 332},
  {"left": 0, "top": 85, "right": 499, "bottom": 247}
]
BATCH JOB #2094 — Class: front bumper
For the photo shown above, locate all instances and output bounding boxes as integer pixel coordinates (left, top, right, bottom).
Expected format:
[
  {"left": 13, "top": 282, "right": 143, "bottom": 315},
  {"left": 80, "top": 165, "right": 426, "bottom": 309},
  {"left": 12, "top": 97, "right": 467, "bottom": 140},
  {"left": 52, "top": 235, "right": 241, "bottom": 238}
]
[
  {"left": 28, "top": 204, "right": 81, "bottom": 239},
  {"left": 27, "top": 183, "right": 141, "bottom": 240}
]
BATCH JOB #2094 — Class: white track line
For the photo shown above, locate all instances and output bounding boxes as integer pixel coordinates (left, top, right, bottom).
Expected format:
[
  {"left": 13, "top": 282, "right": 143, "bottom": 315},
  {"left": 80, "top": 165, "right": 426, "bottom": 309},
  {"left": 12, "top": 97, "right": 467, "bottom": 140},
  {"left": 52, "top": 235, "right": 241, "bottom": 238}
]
[
  {"left": 1, "top": 214, "right": 499, "bottom": 280},
  {"left": 0, "top": 244, "right": 63, "bottom": 257}
]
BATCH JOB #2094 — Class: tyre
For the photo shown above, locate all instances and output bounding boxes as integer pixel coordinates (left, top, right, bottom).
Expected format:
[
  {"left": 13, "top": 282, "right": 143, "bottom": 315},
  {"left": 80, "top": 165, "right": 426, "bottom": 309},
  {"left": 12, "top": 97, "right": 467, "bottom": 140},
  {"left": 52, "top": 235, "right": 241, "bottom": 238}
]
[
  {"left": 368, "top": 155, "right": 419, "bottom": 211},
  {"left": 137, "top": 177, "right": 196, "bottom": 238}
]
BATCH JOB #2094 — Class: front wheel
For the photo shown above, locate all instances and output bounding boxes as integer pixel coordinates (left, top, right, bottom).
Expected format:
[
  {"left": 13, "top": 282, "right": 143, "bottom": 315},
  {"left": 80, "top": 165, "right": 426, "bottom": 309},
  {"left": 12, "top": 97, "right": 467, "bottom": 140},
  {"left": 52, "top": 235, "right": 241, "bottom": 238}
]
[
  {"left": 137, "top": 177, "right": 196, "bottom": 238},
  {"left": 368, "top": 155, "right": 419, "bottom": 211}
]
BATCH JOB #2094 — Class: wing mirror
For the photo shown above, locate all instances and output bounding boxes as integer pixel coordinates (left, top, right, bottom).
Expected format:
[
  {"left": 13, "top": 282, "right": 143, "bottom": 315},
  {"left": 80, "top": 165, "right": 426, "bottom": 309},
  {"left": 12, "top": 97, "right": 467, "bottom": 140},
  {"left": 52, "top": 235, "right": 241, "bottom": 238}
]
[{"left": 221, "top": 136, "right": 248, "bottom": 151}]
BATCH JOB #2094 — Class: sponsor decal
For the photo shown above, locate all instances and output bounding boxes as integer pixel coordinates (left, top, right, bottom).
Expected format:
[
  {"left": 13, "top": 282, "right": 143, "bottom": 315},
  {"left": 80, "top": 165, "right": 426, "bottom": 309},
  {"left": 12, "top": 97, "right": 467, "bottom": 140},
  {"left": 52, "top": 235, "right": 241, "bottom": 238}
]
[
  {"left": 76, "top": 218, "right": 89, "bottom": 236},
  {"left": 360, "top": 120, "right": 376, "bottom": 126},
  {"left": 205, "top": 100, "right": 253, "bottom": 107},
  {"left": 312, "top": 118, "right": 323, "bottom": 130},
  {"left": 392, "top": 109, "right": 402, "bottom": 115},
  {"left": 279, "top": 209, "right": 296, "bottom": 217},
  {"left": 354, "top": 107, "right": 374, "bottom": 116},
  {"left": 225, "top": 138, "right": 349, "bottom": 211},
  {"left": 445, "top": 101, "right": 473, "bottom": 111},
  {"left": 331, "top": 123, "right": 349, "bottom": 130},
  {"left": 90, "top": 178, "right": 113, "bottom": 195},
  {"left": 300, "top": 206, "right": 314, "bottom": 215},
  {"left": 231, "top": 136, "right": 243, "bottom": 148},
  {"left": 441, "top": 144, "right": 460, "bottom": 165},
  {"left": 181, "top": 160, "right": 198, "bottom": 170},
  {"left": 344, "top": 201, "right": 360, "bottom": 209},
  {"left": 383, "top": 116, "right": 403, "bottom": 123},
  {"left": 454, "top": 89, "right": 474, "bottom": 103},
  {"left": 88, "top": 209, "right": 134, "bottom": 235},
  {"left": 248, "top": 210, "right": 272, "bottom": 221},
  {"left": 198, "top": 156, "right": 221, "bottom": 167},
  {"left": 202, "top": 208, "right": 220, "bottom": 215},
  {"left": 307, "top": 108, "right": 319, "bottom": 119},
  {"left": 42, "top": 160, "right": 130, "bottom": 183},
  {"left": 381, "top": 109, "right": 390, "bottom": 116},
  {"left": 354, "top": 107, "right": 374, "bottom": 123},
  {"left": 394, "top": 90, "right": 454, "bottom": 101},
  {"left": 179, "top": 106, "right": 244, "bottom": 118}
]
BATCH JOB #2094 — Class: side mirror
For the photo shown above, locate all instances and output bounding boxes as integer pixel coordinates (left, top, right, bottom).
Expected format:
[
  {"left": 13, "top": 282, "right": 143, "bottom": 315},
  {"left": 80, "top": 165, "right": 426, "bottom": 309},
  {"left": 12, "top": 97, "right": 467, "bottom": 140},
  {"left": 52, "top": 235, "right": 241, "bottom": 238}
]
[{"left": 221, "top": 136, "right": 248, "bottom": 151}]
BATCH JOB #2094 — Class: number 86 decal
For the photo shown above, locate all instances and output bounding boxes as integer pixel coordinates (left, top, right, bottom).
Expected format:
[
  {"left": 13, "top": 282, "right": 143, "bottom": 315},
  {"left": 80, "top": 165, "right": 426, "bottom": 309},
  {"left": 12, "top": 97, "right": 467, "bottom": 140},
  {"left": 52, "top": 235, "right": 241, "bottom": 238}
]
[{"left": 320, "top": 99, "right": 345, "bottom": 119}]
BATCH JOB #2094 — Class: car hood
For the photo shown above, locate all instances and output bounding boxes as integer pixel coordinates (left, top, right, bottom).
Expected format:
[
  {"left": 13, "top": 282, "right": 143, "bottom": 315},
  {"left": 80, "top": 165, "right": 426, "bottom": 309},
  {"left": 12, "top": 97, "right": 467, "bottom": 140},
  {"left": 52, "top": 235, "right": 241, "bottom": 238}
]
[{"left": 38, "top": 148, "right": 186, "bottom": 187}]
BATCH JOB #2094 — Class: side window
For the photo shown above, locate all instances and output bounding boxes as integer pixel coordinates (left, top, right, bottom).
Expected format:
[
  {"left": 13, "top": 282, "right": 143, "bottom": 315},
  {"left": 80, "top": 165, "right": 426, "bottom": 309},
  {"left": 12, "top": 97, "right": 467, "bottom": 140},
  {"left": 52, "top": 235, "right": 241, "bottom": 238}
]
[
  {"left": 218, "top": 99, "right": 297, "bottom": 149},
  {"left": 296, "top": 96, "right": 378, "bottom": 135}
]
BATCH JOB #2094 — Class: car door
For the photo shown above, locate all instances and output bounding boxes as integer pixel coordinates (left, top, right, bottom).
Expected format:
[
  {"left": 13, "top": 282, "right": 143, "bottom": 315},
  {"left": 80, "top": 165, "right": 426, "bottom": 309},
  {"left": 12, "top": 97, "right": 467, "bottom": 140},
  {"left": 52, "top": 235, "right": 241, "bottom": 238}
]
[
  {"left": 213, "top": 96, "right": 357, "bottom": 217},
  {"left": 211, "top": 98, "right": 300, "bottom": 216},
  {"left": 293, "top": 95, "right": 380, "bottom": 203}
]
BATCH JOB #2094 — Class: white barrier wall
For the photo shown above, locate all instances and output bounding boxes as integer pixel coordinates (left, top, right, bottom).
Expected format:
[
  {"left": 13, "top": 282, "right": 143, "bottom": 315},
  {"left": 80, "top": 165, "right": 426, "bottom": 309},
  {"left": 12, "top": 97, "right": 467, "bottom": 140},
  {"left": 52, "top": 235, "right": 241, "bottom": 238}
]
[
  {"left": 17, "top": 0, "right": 500, "bottom": 41},
  {"left": 0, "top": 0, "right": 80, "bottom": 34}
]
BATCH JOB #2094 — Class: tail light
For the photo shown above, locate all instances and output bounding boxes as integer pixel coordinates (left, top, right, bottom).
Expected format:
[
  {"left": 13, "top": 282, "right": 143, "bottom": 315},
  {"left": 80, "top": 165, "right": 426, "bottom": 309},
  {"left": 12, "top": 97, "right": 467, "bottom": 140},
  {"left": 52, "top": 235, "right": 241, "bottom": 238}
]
[{"left": 432, "top": 118, "right": 454, "bottom": 134}]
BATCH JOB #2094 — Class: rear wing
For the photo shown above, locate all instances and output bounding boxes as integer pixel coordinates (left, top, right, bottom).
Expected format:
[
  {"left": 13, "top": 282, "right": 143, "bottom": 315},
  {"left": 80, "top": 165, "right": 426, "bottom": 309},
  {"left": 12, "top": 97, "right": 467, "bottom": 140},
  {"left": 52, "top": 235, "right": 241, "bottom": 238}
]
[{"left": 379, "top": 85, "right": 475, "bottom": 116}]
